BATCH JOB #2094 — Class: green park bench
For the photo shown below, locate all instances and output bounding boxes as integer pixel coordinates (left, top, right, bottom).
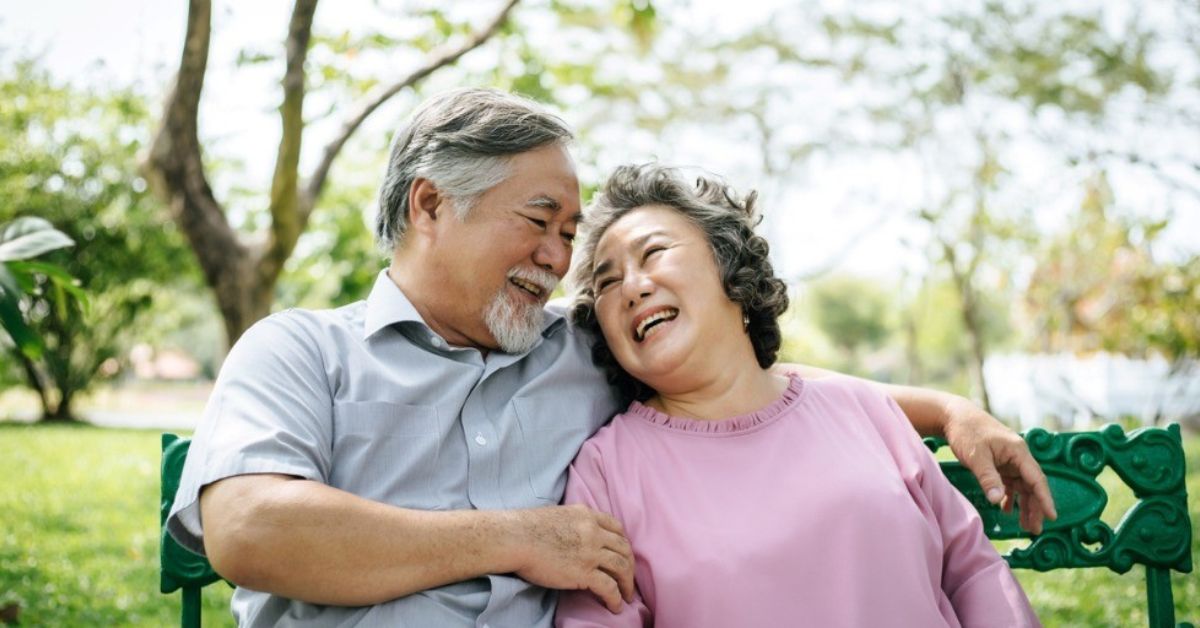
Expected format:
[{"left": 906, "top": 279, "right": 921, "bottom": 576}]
[{"left": 160, "top": 425, "right": 1195, "bottom": 627}]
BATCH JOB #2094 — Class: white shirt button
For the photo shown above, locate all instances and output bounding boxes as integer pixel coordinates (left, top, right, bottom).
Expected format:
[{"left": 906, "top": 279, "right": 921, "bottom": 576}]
[{"left": 475, "top": 433, "right": 487, "bottom": 446}]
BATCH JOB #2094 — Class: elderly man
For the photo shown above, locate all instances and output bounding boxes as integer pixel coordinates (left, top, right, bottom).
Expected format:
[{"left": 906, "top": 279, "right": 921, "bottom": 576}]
[{"left": 168, "top": 88, "right": 1054, "bottom": 626}]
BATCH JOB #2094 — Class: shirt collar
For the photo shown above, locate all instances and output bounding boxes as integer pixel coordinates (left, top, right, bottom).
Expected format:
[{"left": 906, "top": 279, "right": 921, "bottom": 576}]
[
  {"left": 364, "top": 269, "right": 569, "bottom": 344},
  {"left": 363, "top": 270, "right": 428, "bottom": 340}
]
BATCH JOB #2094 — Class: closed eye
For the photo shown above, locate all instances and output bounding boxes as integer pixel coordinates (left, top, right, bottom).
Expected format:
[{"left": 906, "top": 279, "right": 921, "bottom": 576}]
[
  {"left": 526, "top": 217, "right": 548, "bottom": 230},
  {"left": 643, "top": 246, "right": 665, "bottom": 262},
  {"left": 595, "top": 277, "right": 617, "bottom": 294}
]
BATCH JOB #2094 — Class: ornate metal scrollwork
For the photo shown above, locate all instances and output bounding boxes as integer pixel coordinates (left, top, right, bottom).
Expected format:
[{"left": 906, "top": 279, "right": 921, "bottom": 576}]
[{"left": 928, "top": 424, "right": 1193, "bottom": 576}]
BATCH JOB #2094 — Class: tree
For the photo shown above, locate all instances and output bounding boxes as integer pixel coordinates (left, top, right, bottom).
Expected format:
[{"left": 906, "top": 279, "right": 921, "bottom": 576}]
[
  {"left": 805, "top": 274, "right": 893, "bottom": 374},
  {"left": 142, "top": 0, "right": 520, "bottom": 348},
  {"left": 1024, "top": 172, "right": 1200, "bottom": 423},
  {"left": 0, "top": 59, "right": 194, "bottom": 421},
  {"left": 915, "top": 135, "right": 1030, "bottom": 413}
]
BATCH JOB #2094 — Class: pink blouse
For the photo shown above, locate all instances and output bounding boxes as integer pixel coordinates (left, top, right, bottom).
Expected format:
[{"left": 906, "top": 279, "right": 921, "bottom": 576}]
[{"left": 555, "top": 376, "right": 1038, "bottom": 627}]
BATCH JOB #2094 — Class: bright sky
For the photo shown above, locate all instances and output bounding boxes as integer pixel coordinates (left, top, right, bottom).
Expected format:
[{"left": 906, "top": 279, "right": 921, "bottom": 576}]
[{"left": 2, "top": 0, "right": 1196, "bottom": 285}]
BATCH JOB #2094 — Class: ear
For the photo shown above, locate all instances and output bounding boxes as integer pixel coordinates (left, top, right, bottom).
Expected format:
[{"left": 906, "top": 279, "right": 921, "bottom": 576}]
[{"left": 407, "top": 178, "right": 445, "bottom": 237}]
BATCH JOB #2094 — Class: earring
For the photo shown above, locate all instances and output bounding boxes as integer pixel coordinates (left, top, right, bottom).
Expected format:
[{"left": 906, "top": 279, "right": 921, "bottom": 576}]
[{"left": 742, "top": 311, "right": 750, "bottom": 330}]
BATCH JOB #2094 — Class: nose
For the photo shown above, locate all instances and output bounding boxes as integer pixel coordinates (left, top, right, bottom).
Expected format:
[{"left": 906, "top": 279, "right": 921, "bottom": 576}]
[
  {"left": 532, "top": 234, "right": 571, "bottom": 278},
  {"left": 620, "top": 269, "right": 654, "bottom": 308}
]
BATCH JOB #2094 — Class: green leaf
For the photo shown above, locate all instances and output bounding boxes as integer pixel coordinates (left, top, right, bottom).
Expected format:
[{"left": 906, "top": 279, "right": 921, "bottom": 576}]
[
  {"left": 0, "top": 274, "right": 43, "bottom": 359},
  {"left": 0, "top": 262, "right": 19, "bottom": 297},
  {"left": 0, "top": 217, "right": 75, "bottom": 262},
  {"left": 7, "top": 259, "right": 89, "bottom": 313},
  {"left": 235, "top": 49, "right": 276, "bottom": 67}
]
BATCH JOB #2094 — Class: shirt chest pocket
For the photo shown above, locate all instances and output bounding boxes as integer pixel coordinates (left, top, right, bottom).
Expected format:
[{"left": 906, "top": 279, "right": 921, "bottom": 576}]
[
  {"left": 512, "top": 395, "right": 599, "bottom": 503},
  {"left": 330, "top": 401, "right": 441, "bottom": 504}
]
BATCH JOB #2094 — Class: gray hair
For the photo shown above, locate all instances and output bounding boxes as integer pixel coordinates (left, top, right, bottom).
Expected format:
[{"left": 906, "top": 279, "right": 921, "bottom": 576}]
[
  {"left": 376, "top": 88, "right": 574, "bottom": 250},
  {"left": 570, "top": 163, "right": 790, "bottom": 404}
]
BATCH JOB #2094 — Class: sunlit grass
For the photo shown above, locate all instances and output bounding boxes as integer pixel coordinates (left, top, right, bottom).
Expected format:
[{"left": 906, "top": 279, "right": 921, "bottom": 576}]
[
  {"left": 0, "top": 422, "right": 1196, "bottom": 626},
  {"left": 0, "top": 423, "right": 233, "bottom": 626}
]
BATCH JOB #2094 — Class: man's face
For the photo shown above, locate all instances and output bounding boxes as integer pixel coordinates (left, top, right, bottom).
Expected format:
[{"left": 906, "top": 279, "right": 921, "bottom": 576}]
[{"left": 425, "top": 143, "right": 581, "bottom": 353}]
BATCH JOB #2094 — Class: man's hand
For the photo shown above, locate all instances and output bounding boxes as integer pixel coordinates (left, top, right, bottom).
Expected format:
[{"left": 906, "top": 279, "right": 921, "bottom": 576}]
[
  {"left": 508, "top": 505, "right": 635, "bottom": 613},
  {"left": 942, "top": 397, "right": 1058, "bottom": 534}
]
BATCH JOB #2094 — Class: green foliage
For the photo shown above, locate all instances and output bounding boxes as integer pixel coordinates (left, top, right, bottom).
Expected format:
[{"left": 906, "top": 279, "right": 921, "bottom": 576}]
[
  {"left": 0, "top": 217, "right": 79, "bottom": 359},
  {"left": 0, "top": 59, "right": 201, "bottom": 420},
  {"left": 0, "top": 424, "right": 234, "bottom": 626},
  {"left": 1025, "top": 171, "right": 1200, "bottom": 365},
  {"left": 277, "top": 161, "right": 384, "bottom": 310},
  {"left": 940, "top": 4, "right": 1171, "bottom": 116},
  {"left": 805, "top": 274, "right": 892, "bottom": 371}
]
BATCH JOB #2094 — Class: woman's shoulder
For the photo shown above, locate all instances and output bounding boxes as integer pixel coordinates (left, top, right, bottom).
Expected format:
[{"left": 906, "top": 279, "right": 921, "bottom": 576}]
[
  {"left": 577, "top": 405, "right": 644, "bottom": 458},
  {"left": 802, "top": 374, "right": 890, "bottom": 407},
  {"left": 796, "top": 375, "right": 912, "bottom": 441}
]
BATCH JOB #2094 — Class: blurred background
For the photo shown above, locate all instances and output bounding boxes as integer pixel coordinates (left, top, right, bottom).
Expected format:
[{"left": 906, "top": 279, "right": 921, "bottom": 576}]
[{"left": 0, "top": 0, "right": 1197, "bottom": 625}]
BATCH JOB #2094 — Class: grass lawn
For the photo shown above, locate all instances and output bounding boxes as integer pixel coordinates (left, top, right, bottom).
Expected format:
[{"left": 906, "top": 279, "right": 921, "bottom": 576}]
[
  {"left": 1, "top": 421, "right": 1197, "bottom": 626},
  {"left": 0, "top": 423, "right": 233, "bottom": 626}
]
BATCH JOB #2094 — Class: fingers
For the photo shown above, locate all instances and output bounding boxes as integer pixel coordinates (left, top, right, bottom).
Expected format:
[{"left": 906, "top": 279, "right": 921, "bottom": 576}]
[
  {"left": 598, "top": 546, "right": 636, "bottom": 603},
  {"left": 964, "top": 452, "right": 1006, "bottom": 506},
  {"left": 532, "top": 506, "right": 635, "bottom": 605},
  {"left": 595, "top": 511, "right": 627, "bottom": 537},
  {"left": 998, "top": 443, "right": 1055, "bottom": 534},
  {"left": 587, "top": 570, "right": 624, "bottom": 613},
  {"left": 1020, "top": 494, "right": 1042, "bottom": 535},
  {"left": 587, "top": 515, "right": 635, "bottom": 605},
  {"left": 593, "top": 521, "right": 634, "bottom": 601},
  {"left": 1016, "top": 455, "right": 1057, "bottom": 522},
  {"left": 593, "top": 512, "right": 634, "bottom": 599}
]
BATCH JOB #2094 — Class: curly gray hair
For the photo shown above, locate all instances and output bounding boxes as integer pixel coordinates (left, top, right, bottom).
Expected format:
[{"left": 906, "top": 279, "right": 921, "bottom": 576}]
[
  {"left": 375, "top": 88, "right": 573, "bottom": 250},
  {"left": 570, "top": 163, "right": 790, "bottom": 404}
]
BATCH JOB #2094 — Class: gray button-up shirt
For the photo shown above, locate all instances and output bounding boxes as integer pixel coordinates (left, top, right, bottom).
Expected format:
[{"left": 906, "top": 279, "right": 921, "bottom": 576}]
[{"left": 168, "top": 271, "right": 620, "bottom": 627}]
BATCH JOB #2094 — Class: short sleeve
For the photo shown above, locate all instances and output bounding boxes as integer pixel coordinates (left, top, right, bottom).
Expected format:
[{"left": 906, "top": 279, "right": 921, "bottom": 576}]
[
  {"left": 555, "top": 440, "right": 651, "bottom": 628},
  {"left": 166, "top": 311, "right": 334, "bottom": 555}
]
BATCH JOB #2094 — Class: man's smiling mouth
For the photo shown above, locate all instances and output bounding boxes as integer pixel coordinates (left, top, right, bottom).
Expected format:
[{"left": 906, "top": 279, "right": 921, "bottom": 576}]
[{"left": 510, "top": 276, "right": 545, "bottom": 299}]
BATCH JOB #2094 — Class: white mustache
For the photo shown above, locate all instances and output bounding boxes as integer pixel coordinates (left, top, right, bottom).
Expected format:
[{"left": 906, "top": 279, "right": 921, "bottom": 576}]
[{"left": 508, "top": 267, "right": 559, "bottom": 296}]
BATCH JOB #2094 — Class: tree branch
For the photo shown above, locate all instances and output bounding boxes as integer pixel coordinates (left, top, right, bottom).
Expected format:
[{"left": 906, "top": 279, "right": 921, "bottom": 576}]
[
  {"left": 300, "top": 0, "right": 521, "bottom": 217},
  {"left": 143, "top": 0, "right": 245, "bottom": 278},
  {"left": 262, "top": 0, "right": 320, "bottom": 281}
]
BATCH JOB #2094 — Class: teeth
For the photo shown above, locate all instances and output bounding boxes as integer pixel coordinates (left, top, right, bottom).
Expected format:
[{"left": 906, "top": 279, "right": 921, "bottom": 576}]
[
  {"left": 635, "top": 309, "right": 678, "bottom": 341},
  {"left": 511, "top": 277, "right": 542, "bottom": 297}
]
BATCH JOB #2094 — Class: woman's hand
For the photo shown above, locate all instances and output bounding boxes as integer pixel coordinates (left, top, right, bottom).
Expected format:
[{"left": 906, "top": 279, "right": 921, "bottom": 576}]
[{"left": 942, "top": 397, "right": 1058, "bottom": 534}]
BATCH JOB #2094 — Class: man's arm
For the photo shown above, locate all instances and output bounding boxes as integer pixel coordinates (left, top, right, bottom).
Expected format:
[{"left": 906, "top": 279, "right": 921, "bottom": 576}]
[
  {"left": 774, "top": 363, "right": 1057, "bottom": 533},
  {"left": 200, "top": 474, "right": 635, "bottom": 609}
]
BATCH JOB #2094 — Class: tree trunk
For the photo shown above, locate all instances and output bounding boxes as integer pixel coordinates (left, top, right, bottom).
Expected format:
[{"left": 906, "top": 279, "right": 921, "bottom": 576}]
[
  {"left": 43, "top": 392, "right": 75, "bottom": 422},
  {"left": 143, "top": 0, "right": 521, "bottom": 349},
  {"left": 15, "top": 350, "right": 54, "bottom": 420},
  {"left": 212, "top": 251, "right": 277, "bottom": 346}
]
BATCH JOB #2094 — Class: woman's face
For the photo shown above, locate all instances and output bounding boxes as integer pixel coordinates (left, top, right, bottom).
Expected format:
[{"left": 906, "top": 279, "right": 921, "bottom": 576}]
[{"left": 589, "top": 204, "right": 745, "bottom": 391}]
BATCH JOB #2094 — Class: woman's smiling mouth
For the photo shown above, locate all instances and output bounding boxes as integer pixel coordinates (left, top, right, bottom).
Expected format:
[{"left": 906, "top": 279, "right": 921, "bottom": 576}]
[{"left": 633, "top": 307, "right": 679, "bottom": 342}]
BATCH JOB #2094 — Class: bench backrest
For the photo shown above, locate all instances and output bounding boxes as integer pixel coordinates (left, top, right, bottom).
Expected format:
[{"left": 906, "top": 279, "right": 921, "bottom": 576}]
[
  {"left": 159, "top": 434, "right": 224, "bottom": 628},
  {"left": 160, "top": 425, "right": 1193, "bottom": 626},
  {"left": 927, "top": 423, "right": 1193, "bottom": 627}
]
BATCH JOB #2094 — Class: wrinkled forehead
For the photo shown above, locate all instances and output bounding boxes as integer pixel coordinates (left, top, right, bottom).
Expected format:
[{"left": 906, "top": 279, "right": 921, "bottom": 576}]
[
  {"left": 590, "top": 204, "right": 687, "bottom": 271},
  {"left": 598, "top": 203, "right": 687, "bottom": 241}
]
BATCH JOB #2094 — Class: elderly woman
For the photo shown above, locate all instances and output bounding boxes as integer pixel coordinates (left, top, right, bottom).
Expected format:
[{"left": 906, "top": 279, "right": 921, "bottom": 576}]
[{"left": 555, "top": 164, "right": 1039, "bottom": 627}]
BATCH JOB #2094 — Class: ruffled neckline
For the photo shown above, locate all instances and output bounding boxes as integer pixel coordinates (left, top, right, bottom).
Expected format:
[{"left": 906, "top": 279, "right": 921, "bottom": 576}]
[{"left": 625, "top": 375, "right": 806, "bottom": 436}]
